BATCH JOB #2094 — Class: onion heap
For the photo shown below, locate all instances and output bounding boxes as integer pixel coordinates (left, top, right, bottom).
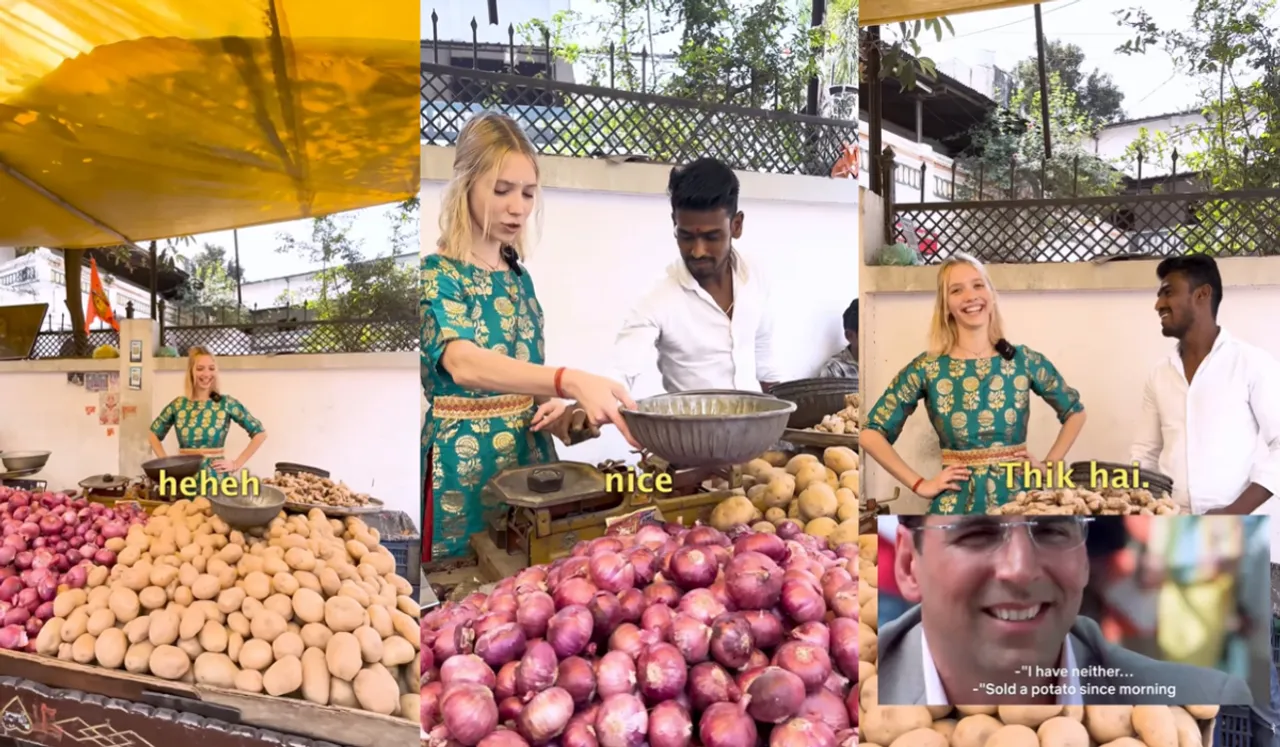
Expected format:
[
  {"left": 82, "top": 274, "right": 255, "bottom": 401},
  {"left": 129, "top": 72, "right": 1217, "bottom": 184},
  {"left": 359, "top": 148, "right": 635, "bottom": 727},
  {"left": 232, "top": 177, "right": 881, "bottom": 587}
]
[
  {"left": 854, "top": 534, "right": 1219, "bottom": 747},
  {"left": 421, "top": 525, "right": 860, "bottom": 747},
  {"left": 0, "top": 488, "right": 145, "bottom": 651}
]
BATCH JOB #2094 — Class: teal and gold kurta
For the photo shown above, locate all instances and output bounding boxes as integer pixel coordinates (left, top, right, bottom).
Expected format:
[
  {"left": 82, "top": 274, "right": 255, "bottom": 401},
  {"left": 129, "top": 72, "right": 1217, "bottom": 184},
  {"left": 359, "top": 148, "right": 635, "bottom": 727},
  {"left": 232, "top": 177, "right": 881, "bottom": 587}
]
[
  {"left": 866, "top": 345, "right": 1083, "bottom": 514},
  {"left": 149, "top": 396, "right": 264, "bottom": 476},
  {"left": 421, "top": 253, "right": 557, "bottom": 561}
]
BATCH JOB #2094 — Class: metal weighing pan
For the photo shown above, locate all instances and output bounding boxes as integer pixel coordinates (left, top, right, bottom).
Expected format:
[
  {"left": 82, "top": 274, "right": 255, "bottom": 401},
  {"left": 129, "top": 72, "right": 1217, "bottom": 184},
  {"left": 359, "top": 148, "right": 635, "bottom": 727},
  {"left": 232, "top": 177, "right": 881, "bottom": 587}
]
[
  {"left": 1, "top": 450, "right": 51, "bottom": 472},
  {"left": 283, "top": 497, "right": 385, "bottom": 516},
  {"left": 621, "top": 390, "right": 795, "bottom": 467},
  {"left": 141, "top": 455, "right": 202, "bottom": 483},
  {"left": 782, "top": 428, "right": 860, "bottom": 450},
  {"left": 275, "top": 462, "right": 331, "bottom": 478}
]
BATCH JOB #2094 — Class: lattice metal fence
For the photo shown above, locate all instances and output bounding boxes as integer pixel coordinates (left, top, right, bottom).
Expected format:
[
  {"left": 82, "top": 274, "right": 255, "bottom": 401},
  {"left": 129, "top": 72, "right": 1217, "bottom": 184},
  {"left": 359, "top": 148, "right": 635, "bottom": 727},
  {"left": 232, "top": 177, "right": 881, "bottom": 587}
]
[
  {"left": 29, "top": 329, "right": 120, "bottom": 359},
  {"left": 420, "top": 63, "right": 859, "bottom": 177},
  {"left": 893, "top": 190, "right": 1280, "bottom": 264},
  {"left": 161, "top": 318, "right": 417, "bottom": 357}
]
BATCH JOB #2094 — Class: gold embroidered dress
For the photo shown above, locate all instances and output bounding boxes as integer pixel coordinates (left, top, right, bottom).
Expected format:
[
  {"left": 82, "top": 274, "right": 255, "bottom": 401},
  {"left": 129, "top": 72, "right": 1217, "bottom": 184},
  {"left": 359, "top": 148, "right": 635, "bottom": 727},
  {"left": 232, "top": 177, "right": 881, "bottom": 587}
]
[
  {"left": 149, "top": 396, "right": 264, "bottom": 477},
  {"left": 866, "top": 346, "right": 1083, "bottom": 514},
  {"left": 420, "top": 254, "right": 557, "bottom": 561}
]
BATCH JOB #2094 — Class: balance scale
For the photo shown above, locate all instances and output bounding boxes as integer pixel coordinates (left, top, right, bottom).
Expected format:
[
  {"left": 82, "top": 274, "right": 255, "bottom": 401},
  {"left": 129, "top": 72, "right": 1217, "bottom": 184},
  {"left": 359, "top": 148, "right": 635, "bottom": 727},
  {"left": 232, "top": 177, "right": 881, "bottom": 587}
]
[{"left": 472, "top": 456, "right": 740, "bottom": 576}]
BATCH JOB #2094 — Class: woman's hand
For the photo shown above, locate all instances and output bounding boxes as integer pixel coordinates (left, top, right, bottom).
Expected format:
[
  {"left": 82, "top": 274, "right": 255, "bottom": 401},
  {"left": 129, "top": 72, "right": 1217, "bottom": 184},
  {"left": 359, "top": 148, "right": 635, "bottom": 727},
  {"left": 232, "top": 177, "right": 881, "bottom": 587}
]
[
  {"left": 530, "top": 399, "right": 569, "bottom": 433},
  {"left": 562, "top": 370, "right": 641, "bottom": 448},
  {"left": 544, "top": 408, "right": 601, "bottom": 446},
  {"left": 210, "top": 459, "right": 237, "bottom": 475},
  {"left": 915, "top": 465, "right": 970, "bottom": 497},
  {"left": 1011, "top": 449, "right": 1048, "bottom": 482}
]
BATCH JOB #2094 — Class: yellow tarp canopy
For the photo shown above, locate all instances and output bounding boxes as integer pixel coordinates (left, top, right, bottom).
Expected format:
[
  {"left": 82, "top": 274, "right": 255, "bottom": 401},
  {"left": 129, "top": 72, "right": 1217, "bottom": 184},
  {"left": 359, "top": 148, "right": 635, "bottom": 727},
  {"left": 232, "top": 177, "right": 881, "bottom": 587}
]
[
  {"left": 0, "top": 0, "right": 421, "bottom": 249},
  {"left": 860, "top": 0, "right": 1052, "bottom": 27}
]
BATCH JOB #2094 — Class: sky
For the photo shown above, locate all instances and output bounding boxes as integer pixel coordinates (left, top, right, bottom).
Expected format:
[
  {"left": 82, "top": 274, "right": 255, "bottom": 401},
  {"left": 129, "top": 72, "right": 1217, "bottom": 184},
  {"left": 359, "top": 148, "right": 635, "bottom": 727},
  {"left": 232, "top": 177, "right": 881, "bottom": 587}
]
[
  {"left": 178, "top": 200, "right": 412, "bottom": 284},
  {"left": 912, "top": 0, "right": 1208, "bottom": 120}
]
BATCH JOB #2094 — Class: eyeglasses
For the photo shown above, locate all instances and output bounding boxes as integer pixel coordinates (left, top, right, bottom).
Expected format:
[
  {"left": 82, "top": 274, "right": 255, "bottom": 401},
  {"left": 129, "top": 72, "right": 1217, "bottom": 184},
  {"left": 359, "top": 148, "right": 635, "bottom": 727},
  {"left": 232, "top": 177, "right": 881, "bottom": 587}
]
[{"left": 911, "top": 517, "right": 1093, "bottom": 553}]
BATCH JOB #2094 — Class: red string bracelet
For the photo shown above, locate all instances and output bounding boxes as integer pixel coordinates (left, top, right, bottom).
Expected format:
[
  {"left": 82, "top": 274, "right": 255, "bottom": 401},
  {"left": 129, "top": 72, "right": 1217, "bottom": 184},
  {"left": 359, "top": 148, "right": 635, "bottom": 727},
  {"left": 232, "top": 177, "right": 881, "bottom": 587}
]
[
  {"left": 554, "top": 367, "right": 567, "bottom": 399},
  {"left": 911, "top": 477, "right": 924, "bottom": 494}
]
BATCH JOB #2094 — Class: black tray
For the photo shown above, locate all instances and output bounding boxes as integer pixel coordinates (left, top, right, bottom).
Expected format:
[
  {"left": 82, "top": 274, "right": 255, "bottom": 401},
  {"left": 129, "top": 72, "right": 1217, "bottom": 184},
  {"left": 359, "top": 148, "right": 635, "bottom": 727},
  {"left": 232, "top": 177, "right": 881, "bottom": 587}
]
[{"left": 275, "top": 462, "right": 331, "bottom": 478}]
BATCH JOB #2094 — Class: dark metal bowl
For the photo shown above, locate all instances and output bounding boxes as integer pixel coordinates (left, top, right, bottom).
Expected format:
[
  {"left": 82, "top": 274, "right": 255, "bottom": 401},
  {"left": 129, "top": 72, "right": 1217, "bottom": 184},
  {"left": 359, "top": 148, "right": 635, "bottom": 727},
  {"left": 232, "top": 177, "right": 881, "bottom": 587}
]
[
  {"left": 1, "top": 451, "right": 50, "bottom": 472},
  {"left": 770, "top": 378, "right": 859, "bottom": 429},
  {"left": 275, "top": 462, "right": 331, "bottom": 478},
  {"left": 208, "top": 485, "right": 285, "bottom": 529},
  {"left": 621, "top": 390, "right": 796, "bottom": 467},
  {"left": 142, "top": 455, "right": 203, "bottom": 483}
]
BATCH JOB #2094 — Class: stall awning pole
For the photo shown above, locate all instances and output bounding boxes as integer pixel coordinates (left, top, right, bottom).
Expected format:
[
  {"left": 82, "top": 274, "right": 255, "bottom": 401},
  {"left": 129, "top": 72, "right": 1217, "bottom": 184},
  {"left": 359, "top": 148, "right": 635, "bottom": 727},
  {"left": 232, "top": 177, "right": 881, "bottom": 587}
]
[
  {"left": 234, "top": 229, "right": 244, "bottom": 308},
  {"left": 1034, "top": 3, "right": 1053, "bottom": 161},
  {"left": 149, "top": 241, "right": 158, "bottom": 319},
  {"left": 868, "top": 26, "right": 884, "bottom": 195}
]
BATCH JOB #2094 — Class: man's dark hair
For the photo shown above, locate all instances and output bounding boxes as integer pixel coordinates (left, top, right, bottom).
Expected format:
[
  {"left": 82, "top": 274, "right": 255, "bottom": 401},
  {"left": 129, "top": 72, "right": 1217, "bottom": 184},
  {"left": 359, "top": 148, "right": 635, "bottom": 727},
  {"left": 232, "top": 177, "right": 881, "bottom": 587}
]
[
  {"left": 668, "top": 158, "right": 740, "bottom": 216},
  {"left": 843, "top": 299, "right": 859, "bottom": 333},
  {"left": 1156, "top": 255, "right": 1223, "bottom": 316}
]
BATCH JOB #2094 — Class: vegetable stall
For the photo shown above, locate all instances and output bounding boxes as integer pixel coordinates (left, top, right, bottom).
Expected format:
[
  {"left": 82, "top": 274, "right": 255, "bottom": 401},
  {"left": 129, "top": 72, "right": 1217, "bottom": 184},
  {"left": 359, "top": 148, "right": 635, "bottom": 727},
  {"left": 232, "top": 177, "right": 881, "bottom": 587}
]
[
  {"left": 430, "top": 386, "right": 863, "bottom": 599},
  {"left": 1, "top": 0, "right": 422, "bottom": 739},
  {"left": 0, "top": 486, "right": 420, "bottom": 747}
]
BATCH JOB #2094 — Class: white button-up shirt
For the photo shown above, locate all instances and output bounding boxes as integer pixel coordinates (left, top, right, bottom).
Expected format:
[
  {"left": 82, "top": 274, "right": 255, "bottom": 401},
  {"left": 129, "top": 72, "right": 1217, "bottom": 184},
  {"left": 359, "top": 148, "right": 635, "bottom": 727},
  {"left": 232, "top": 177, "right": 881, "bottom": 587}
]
[
  {"left": 613, "top": 252, "right": 780, "bottom": 394},
  {"left": 1131, "top": 328, "right": 1280, "bottom": 514},
  {"left": 921, "top": 629, "right": 1083, "bottom": 706}
]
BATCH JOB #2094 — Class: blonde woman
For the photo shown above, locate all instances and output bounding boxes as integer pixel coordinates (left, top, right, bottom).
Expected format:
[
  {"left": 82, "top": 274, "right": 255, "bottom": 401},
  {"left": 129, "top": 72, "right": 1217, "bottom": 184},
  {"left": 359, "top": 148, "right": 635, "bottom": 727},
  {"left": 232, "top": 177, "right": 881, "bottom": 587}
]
[
  {"left": 861, "top": 253, "right": 1087, "bottom": 514},
  {"left": 148, "top": 347, "right": 267, "bottom": 478},
  {"left": 422, "top": 112, "right": 638, "bottom": 562}
]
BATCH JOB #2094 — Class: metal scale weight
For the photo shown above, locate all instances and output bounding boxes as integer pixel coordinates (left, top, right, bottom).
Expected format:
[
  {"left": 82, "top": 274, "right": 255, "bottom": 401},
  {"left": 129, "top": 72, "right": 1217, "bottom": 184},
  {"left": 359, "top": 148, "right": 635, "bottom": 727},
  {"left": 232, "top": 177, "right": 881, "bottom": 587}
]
[{"left": 474, "top": 455, "right": 737, "bottom": 572}]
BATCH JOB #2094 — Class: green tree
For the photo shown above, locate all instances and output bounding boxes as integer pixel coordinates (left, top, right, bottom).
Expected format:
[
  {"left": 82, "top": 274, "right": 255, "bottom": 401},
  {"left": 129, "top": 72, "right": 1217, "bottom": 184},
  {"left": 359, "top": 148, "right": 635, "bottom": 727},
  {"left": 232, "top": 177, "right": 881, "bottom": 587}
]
[
  {"left": 520, "top": 0, "right": 952, "bottom": 107},
  {"left": 180, "top": 243, "right": 239, "bottom": 319},
  {"left": 512, "top": 1, "right": 950, "bottom": 171},
  {"left": 949, "top": 74, "right": 1121, "bottom": 263},
  {"left": 1117, "top": 0, "right": 1280, "bottom": 255},
  {"left": 1117, "top": 0, "right": 1280, "bottom": 189},
  {"left": 274, "top": 199, "right": 418, "bottom": 352},
  {"left": 1013, "top": 40, "right": 1125, "bottom": 125},
  {"left": 958, "top": 73, "right": 1120, "bottom": 200}
]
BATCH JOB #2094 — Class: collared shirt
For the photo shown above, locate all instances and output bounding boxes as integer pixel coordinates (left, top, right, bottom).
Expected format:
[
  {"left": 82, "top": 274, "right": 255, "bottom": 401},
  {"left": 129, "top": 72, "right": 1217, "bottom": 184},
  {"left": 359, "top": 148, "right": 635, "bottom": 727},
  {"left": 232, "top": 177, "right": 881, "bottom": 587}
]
[
  {"left": 818, "top": 346, "right": 860, "bottom": 387},
  {"left": 921, "top": 628, "right": 1083, "bottom": 706},
  {"left": 614, "top": 252, "right": 780, "bottom": 393},
  {"left": 1131, "top": 328, "right": 1280, "bottom": 514}
]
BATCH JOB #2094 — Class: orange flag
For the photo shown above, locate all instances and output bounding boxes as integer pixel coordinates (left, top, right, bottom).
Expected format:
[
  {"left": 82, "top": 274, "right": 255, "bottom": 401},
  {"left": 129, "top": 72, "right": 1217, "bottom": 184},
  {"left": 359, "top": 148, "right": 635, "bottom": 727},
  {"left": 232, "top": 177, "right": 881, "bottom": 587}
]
[{"left": 85, "top": 257, "right": 119, "bottom": 332}]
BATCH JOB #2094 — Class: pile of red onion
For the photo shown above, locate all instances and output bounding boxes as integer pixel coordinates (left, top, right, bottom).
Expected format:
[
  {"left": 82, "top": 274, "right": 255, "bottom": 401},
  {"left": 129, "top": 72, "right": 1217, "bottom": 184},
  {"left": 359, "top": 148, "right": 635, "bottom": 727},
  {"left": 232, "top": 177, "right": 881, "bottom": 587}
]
[
  {"left": 420, "top": 523, "right": 861, "bottom": 747},
  {"left": 0, "top": 487, "right": 146, "bottom": 652}
]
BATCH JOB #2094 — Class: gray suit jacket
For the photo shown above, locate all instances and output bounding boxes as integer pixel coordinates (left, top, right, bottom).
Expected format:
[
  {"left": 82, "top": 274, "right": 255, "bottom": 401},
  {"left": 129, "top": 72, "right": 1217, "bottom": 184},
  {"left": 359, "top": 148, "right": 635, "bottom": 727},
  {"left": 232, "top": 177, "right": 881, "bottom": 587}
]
[{"left": 878, "top": 605, "right": 1253, "bottom": 706}]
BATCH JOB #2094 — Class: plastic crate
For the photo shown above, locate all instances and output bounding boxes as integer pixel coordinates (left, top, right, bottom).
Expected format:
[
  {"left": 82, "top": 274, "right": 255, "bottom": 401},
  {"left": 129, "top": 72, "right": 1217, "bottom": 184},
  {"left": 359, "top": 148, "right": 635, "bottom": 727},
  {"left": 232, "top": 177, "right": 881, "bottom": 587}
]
[
  {"left": 362, "top": 510, "right": 422, "bottom": 586},
  {"left": 1214, "top": 706, "right": 1254, "bottom": 747},
  {"left": 1272, "top": 617, "right": 1279, "bottom": 668}
]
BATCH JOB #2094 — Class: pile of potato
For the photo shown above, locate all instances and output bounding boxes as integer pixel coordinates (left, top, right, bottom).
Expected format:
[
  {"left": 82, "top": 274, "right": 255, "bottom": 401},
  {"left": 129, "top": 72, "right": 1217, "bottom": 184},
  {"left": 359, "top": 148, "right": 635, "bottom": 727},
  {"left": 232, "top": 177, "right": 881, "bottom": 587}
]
[
  {"left": 708, "top": 447, "right": 860, "bottom": 549},
  {"left": 34, "top": 498, "right": 419, "bottom": 720},
  {"left": 265, "top": 472, "right": 374, "bottom": 507},
  {"left": 987, "top": 489, "right": 1182, "bottom": 516},
  {"left": 855, "top": 534, "right": 1221, "bottom": 747},
  {"left": 811, "top": 393, "right": 861, "bottom": 435}
]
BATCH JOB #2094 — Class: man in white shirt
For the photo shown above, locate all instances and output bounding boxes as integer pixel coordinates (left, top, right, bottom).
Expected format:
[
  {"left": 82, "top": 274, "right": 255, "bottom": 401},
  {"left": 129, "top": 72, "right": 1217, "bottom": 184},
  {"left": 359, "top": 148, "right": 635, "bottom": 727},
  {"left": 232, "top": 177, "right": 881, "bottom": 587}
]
[
  {"left": 613, "top": 158, "right": 781, "bottom": 394},
  {"left": 1130, "top": 254, "right": 1280, "bottom": 744},
  {"left": 1130, "top": 255, "right": 1280, "bottom": 515}
]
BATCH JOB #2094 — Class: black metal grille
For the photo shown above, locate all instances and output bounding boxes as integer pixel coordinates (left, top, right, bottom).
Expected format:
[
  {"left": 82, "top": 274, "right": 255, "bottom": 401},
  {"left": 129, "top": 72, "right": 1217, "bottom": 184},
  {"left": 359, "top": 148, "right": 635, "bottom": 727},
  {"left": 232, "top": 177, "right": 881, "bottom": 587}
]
[
  {"left": 421, "top": 63, "right": 859, "bottom": 177},
  {"left": 29, "top": 329, "right": 120, "bottom": 359},
  {"left": 161, "top": 318, "right": 417, "bottom": 357},
  {"left": 893, "top": 190, "right": 1280, "bottom": 264}
]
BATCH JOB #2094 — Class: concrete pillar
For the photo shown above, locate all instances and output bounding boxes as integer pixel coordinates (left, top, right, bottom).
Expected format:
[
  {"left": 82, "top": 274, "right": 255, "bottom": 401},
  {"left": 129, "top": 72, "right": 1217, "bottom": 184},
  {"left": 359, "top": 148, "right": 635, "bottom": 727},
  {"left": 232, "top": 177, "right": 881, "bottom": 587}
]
[{"left": 117, "top": 318, "right": 158, "bottom": 477}]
